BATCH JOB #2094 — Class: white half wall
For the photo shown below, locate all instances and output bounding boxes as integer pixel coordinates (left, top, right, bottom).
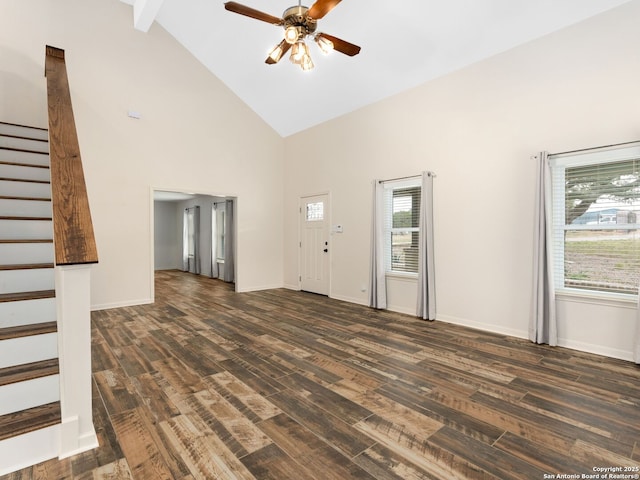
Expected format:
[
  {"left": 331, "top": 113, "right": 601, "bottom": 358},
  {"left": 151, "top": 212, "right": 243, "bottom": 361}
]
[{"left": 283, "top": 1, "right": 640, "bottom": 361}]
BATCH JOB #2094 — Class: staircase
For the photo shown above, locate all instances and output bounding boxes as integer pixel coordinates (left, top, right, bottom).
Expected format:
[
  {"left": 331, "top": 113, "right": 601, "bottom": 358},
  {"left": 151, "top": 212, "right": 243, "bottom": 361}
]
[
  {"left": 0, "top": 46, "right": 100, "bottom": 475},
  {"left": 0, "top": 121, "right": 62, "bottom": 472}
]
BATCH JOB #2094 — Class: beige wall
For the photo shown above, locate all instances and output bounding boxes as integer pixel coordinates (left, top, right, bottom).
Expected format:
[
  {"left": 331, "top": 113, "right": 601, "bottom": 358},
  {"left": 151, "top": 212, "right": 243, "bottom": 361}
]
[
  {"left": 2, "top": 0, "right": 638, "bottom": 360},
  {"left": 283, "top": 1, "right": 640, "bottom": 360},
  {"left": 0, "top": 0, "right": 285, "bottom": 307}
]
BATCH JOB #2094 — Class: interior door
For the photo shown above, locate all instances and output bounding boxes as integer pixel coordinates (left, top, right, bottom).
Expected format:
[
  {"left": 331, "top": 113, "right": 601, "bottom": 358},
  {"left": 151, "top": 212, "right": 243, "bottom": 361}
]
[{"left": 300, "top": 194, "right": 330, "bottom": 295}]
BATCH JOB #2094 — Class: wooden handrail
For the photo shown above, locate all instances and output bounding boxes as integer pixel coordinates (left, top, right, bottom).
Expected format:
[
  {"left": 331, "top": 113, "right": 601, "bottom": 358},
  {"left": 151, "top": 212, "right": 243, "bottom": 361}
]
[{"left": 45, "top": 46, "right": 98, "bottom": 265}]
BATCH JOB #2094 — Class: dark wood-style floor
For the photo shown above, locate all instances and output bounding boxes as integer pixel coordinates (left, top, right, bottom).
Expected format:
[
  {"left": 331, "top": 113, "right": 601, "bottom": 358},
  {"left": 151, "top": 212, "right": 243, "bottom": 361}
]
[{"left": 4, "top": 270, "right": 640, "bottom": 479}]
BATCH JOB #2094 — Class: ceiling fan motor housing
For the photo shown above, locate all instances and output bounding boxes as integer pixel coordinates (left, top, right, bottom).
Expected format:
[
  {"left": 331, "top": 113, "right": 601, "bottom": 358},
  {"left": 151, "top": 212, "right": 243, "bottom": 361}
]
[{"left": 282, "top": 5, "right": 318, "bottom": 38}]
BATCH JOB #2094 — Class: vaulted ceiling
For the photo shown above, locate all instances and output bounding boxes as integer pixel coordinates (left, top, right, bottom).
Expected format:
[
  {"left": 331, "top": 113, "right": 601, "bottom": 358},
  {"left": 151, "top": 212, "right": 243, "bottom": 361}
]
[{"left": 120, "top": 0, "right": 631, "bottom": 137}]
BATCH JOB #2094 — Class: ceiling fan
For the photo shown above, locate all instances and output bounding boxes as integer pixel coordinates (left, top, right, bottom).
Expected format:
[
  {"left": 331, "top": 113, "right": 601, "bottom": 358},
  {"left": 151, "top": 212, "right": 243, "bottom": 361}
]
[{"left": 224, "top": 0, "right": 361, "bottom": 71}]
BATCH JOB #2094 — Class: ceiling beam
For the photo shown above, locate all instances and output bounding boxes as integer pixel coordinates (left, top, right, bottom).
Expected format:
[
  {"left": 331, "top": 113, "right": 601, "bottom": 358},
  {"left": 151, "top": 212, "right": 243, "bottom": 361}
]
[{"left": 132, "top": 0, "right": 165, "bottom": 32}]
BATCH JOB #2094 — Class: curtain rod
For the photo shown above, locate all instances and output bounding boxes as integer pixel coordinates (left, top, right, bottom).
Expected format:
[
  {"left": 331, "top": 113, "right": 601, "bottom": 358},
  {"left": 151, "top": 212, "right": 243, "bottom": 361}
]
[
  {"left": 378, "top": 171, "right": 436, "bottom": 183},
  {"left": 549, "top": 139, "right": 640, "bottom": 157}
]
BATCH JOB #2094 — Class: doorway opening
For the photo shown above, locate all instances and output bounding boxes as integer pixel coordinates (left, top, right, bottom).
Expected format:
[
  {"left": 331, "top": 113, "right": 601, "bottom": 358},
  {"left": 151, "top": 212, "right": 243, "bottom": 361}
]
[{"left": 151, "top": 189, "right": 237, "bottom": 301}]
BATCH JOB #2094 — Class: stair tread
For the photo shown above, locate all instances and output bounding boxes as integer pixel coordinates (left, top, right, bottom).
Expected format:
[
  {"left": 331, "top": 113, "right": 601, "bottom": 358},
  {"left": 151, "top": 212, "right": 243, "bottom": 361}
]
[
  {"left": 0, "top": 239, "right": 53, "bottom": 244},
  {"left": 0, "top": 133, "right": 48, "bottom": 144},
  {"left": 0, "top": 195, "right": 51, "bottom": 201},
  {"left": 0, "top": 358, "right": 59, "bottom": 386},
  {"left": 0, "top": 121, "right": 48, "bottom": 132},
  {"left": 0, "top": 262, "right": 54, "bottom": 271},
  {"left": 0, "top": 401, "right": 61, "bottom": 442},
  {"left": 0, "top": 177, "right": 50, "bottom": 184},
  {"left": 0, "top": 161, "right": 49, "bottom": 169},
  {"left": 0, "top": 290, "right": 55, "bottom": 303},
  {"left": 0, "top": 216, "right": 52, "bottom": 221},
  {"left": 0, "top": 322, "right": 57, "bottom": 341},
  {"left": 0, "top": 146, "right": 49, "bottom": 156}
]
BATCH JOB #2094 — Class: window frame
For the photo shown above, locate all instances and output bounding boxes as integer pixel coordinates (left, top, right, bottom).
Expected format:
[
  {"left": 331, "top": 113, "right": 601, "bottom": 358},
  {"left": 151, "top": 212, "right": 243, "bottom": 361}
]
[
  {"left": 549, "top": 143, "right": 640, "bottom": 300},
  {"left": 305, "top": 201, "right": 324, "bottom": 222},
  {"left": 382, "top": 178, "right": 422, "bottom": 277},
  {"left": 214, "top": 202, "right": 226, "bottom": 262}
]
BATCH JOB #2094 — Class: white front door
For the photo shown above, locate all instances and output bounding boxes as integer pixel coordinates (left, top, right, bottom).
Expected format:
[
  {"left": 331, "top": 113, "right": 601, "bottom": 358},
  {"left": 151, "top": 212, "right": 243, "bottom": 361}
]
[{"left": 300, "top": 194, "right": 330, "bottom": 295}]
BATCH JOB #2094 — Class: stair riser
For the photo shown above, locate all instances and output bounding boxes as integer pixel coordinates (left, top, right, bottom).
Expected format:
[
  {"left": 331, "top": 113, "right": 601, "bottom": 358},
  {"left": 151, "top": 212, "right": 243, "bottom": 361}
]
[
  {"left": 0, "top": 333, "right": 58, "bottom": 369},
  {"left": 0, "top": 243, "right": 54, "bottom": 265},
  {"left": 0, "top": 375, "right": 60, "bottom": 416},
  {"left": 0, "top": 297, "right": 56, "bottom": 329},
  {"left": 0, "top": 126, "right": 59, "bottom": 471},
  {"left": 0, "top": 424, "right": 60, "bottom": 476},
  {"left": 0, "top": 136, "right": 49, "bottom": 154},
  {"left": 0, "top": 149, "right": 49, "bottom": 167},
  {"left": 0, "top": 179, "right": 51, "bottom": 198},
  {"left": 0, "top": 163, "right": 51, "bottom": 182},
  {"left": 0, "top": 199, "right": 52, "bottom": 218},
  {"left": 0, "top": 219, "right": 52, "bottom": 240},
  {"left": 0, "top": 269, "right": 54, "bottom": 295},
  {"left": 0, "top": 124, "right": 48, "bottom": 141}
]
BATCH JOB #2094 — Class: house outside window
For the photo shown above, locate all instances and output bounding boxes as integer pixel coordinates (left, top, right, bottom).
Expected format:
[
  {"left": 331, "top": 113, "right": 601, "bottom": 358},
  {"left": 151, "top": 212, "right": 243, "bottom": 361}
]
[
  {"left": 383, "top": 179, "right": 421, "bottom": 275},
  {"left": 550, "top": 144, "right": 640, "bottom": 296}
]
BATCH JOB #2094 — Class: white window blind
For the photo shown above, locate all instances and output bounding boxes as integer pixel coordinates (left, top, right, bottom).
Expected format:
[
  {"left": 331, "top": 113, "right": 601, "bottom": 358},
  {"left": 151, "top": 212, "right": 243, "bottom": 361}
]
[
  {"left": 550, "top": 144, "right": 640, "bottom": 295},
  {"left": 383, "top": 178, "right": 421, "bottom": 274}
]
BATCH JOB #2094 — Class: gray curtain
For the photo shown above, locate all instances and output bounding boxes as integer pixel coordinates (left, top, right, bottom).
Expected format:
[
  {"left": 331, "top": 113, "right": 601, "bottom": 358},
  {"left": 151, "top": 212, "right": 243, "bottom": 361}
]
[
  {"left": 223, "top": 199, "right": 235, "bottom": 283},
  {"left": 210, "top": 203, "right": 219, "bottom": 278},
  {"left": 368, "top": 180, "right": 387, "bottom": 309},
  {"left": 417, "top": 171, "right": 436, "bottom": 320},
  {"left": 182, "top": 206, "right": 200, "bottom": 274},
  {"left": 182, "top": 208, "right": 189, "bottom": 272},
  {"left": 192, "top": 206, "right": 201, "bottom": 275},
  {"left": 530, "top": 152, "right": 557, "bottom": 346}
]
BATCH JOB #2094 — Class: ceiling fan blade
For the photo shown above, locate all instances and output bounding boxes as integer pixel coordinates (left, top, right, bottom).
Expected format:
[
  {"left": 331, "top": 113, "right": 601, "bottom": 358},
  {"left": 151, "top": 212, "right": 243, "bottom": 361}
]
[
  {"left": 317, "top": 33, "right": 361, "bottom": 56},
  {"left": 265, "top": 41, "right": 292, "bottom": 64},
  {"left": 224, "top": 2, "right": 282, "bottom": 25},
  {"left": 307, "top": 0, "right": 342, "bottom": 20}
]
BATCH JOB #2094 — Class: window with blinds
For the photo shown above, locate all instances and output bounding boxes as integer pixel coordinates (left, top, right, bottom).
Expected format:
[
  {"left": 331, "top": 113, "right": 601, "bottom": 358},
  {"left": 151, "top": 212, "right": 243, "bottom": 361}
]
[
  {"left": 213, "top": 202, "right": 226, "bottom": 261},
  {"left": 550, "top": 144, "right": 640, "bottom": 295},
  {"left": 383, "top": 179, "right": 421, "bottom": 274}
]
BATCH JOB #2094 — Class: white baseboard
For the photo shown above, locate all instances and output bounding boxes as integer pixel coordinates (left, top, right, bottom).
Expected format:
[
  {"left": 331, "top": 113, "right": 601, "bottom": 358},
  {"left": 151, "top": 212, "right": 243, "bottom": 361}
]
[
  {"left": 236, "top": 283, "right": 285, "bottom": 293},
  {"left": 91, "top": 298, "right": 153, "bottom": 311},
  {"left": 435, "top": 314, "right": 634, "bottom": 361},
  {"left": 386, "top": 304, "right": 416, "bottom": 316},
  {"left": 330, "top": 293, "right": 369, "bottom": 307},
  {"left": 59, "top": 426, "right": 99, "bottom": 460},
  {"left": 436, "top": 314, "right": 529, "bottom": 340},
  {"left": 557, "top": 338, "right": 633, "bottom": 362},
  {"left": 283, "top": 283, "right": 300, "bottom": 291}
]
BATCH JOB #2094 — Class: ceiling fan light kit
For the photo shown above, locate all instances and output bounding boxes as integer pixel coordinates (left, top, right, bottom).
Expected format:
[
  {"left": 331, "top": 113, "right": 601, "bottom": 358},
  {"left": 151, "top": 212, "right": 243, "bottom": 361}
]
[
  {"left": 224, "top": 0, "right": 360, "bottom": 72},
  {"left": 267, "top": 41, "right": 285, "bottom": 63},
  {"left": 315, "top": 35, "right": 334, "bottom": 55},
  {"left": 284, "top": 26, "right": 301, "bottom": 44}
]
